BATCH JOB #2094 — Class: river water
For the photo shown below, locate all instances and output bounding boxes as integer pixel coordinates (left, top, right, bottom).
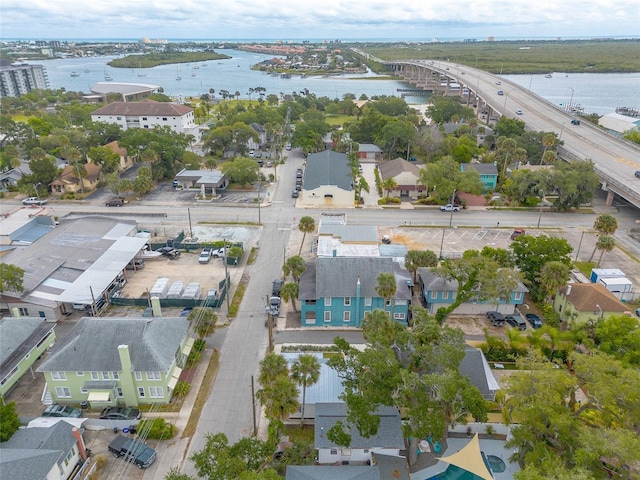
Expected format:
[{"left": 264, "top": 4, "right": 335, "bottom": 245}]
[{"left": 36, "top": 49, "right": 638, "bottom": 115}]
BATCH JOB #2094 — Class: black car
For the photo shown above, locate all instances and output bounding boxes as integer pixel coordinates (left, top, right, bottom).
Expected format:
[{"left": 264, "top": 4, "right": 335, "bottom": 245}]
[
  {"left": 486, "top": 311, "right": 505, "bottom": 326},
  {"left": 100, "top": 406, "right": 142, "bottom": 420},
  {"left": 272, "top": 279, "right": 283, "bottom": 296},
  {"left": 525, "top": 313, "right": 543, "bottom": 329},
  {"left": 156, "top": 246, "right": 181, "bottom": 259},
  {"left": 106, "top": 198, "right": 124, "bottom": 207}
]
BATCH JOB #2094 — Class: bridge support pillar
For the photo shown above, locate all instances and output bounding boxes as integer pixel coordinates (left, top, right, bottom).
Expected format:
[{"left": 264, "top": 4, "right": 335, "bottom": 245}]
[{"left": 605, "top": 190, "right": 615, "bottom": 207}]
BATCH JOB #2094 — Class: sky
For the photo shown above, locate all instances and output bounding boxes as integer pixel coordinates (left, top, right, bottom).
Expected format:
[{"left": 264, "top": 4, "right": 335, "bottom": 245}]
[{"left": 0, "top": 0, "right": 638, "bottom": 41}]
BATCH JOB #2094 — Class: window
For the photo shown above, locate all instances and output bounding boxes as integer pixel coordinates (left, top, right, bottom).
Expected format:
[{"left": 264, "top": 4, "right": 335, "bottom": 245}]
[
  {"left": 55, "top": 387, "right": 71, "bottom": 398},
  {"left": 330, "top": 449, "right": 338, "bottom": 455},
  {"left": 101, "top": 372, "right": 110, "bottom": 380},
  {"left": 305, "top": 299, "right": 316, "bottom": 305},
  {"left": 138, "top": 387, "right": 146, "bottom": 398},
  {"left": 431, "top": 291, "right": 438, "bottom": 300},
  {"left": 135, "top": 372, "right": 142, "bottom": 381},
  {"left": 324, "top": 298, "right": 331, "bottom": 307},
  {"left": 364, "top": 297, "right": 372, "bottom": 306},
  {"left": 147, "top": 372, "right": 161, "bottom": 380},
  {"left": 324, "top": 311, "right": 331, "bottom": 322},
  {"left": 162, "top": 117, "right": 168, "bottom": 121},
  {"left": 117, "top": 387, "right": 124, "bottom": 397},
  {"left": 149, "top": 386, "right": 164, "bottom": 398},
  {"left": 80, "top": 388, "right": 88, "bottom": 394},
  {"left": 90, "top": 372, "right": 99, "bottom": 380},
  {"left": 51, "top": 371, "right": 67, "bottom": 380},
  {"left": 344, "top": 297, "right": 351, "bottom": 306},
  {"left": 394, "top": 312, "right": 406, "bottom": 320},
  {"left": 343, "top": 311, "right": 350, "bottom": 322},
  {"left": 116, "top": 116, "right": 122, "bottom": 120},
  {"left": 112, "top": 372, "right": 119, "bottom": 380},
  {"left": 142, "top": 117, "right": 147, "bottom": 120},
  {"left": 76, "top": 372, "right": 84, "bottom": 377},
  {"left": 515, "top": 292, "right": 523, "bottom": 301},
  {"left": 442, "top": 291, "right": 449, "bottom": 300},
  {"left": 19, "top": 307, "right": 29, "bottom": 315}
]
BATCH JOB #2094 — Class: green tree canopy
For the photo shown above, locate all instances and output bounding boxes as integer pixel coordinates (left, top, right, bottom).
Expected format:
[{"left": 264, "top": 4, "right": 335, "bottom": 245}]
[
  {"left": 0, "top": 400, "right": 21, "bottom": 442},
  {"left": 220, "top": 157, "right": 260, "bottom": 186},
  {"left": 0, "top": 264, "right": 25, "bottom": 295}
]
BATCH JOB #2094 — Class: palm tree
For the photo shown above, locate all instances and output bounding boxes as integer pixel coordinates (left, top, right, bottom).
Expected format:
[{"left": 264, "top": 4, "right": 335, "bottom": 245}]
[
  {"left": 589, "top": 214, "right": 618, "bottom": 262},
  {"left": 283, "top": 255, "right": 306, "bottom": 282},
  {"left": 298, "top": 216, "right": 316, "bottom": 255},
  {"left": 280, "top": 282, "right": 299, "bottom": 312},
  {"left": 381, "top": 177, "right": 398, "bottom": 201},
  {"left": 290, "top": 354, "right": 321, "bottom": 426},
  {"left": 256, "top": 374, "right": 299, "bottom": 424},
  {"left": 541, "top": 133, "right": 556, "bottom": 156},
  {"left": 404, "top": 250, "right": 438, "bottom": 283},
  {"left": 595, "top": 235, "right": 616, "bottom": 266},
  {"left": 258, "top": 352, "right": 289, "bottom": 386},
  {"left": 538, "top": 261, "right": 571, "bottom": 303},
  {"left": 376, "top": 272, "right": 397, "bottom": 316}
]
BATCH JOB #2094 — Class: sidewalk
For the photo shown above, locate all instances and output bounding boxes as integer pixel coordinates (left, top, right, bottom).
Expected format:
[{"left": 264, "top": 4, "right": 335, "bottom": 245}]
[{"left": 143, "top": 348, "right": 213, "bottom": 479}]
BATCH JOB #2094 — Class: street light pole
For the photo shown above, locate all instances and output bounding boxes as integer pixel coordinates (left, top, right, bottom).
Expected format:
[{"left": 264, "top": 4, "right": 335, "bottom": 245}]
[{"left": 537, "top": 190, "right": 545, "bottom": 228}]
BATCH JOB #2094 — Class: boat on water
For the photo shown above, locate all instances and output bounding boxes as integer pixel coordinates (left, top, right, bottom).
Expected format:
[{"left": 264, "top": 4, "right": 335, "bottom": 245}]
[
  {"left": 545, "top": 74, "right": 553, "bottom": 78},
  {"left": 139, "top": 246, "right": 163, "bottom": 259},
  {"left": 176, "top": 67, "right": 182, "bottom": 81},
  {"left": 70, "top": 71, "right": 80, "bottom": 77}
]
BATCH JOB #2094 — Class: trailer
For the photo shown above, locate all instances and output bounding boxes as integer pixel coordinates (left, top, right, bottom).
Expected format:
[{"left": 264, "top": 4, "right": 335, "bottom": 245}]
[
  {"left": 149, "top": 278, "right": 169, "bottom": 299},
  {"left": 182, "top": 282, "right": 201, "bottom": 300},
  {"left": 167, "top": 281, "right": 184, "bottom": 299},
  {"left": 590, "top": 268, "right": 625, "bottom": 284}
]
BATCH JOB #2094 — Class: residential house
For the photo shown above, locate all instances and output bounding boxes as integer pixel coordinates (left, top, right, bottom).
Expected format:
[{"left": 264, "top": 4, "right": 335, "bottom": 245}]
[
  {"left": 90, "top": 99, "right": 201, "bottom": 140},
  {"left": 250, "top": 123, "right": 267, "bottom": 150},
  {"left": 0, "top": 420, "right": 88, "bottom": 480},
  {"left": 0, "top": 317, "right": 56, "bottom": 399},
  {"left": 286, "top": 453, "right": 410, "bottom": 480},
  {"left": 315, "top": 403, "right": 404, "bottom": 465},
  {"left": 459, "top": 345, "right": 500, "bottom": 401},
  {"left": 417, "top": 267, "right": 528, "bottom": 315},
  {"left": 173, "top": 168, "right": 229, "bottom": 196},
  {"left": 37, "top": 317, "right": 192, "bottom": 407},
  {"left": 299, "top": 150, "right": 354, "bottom": 208},
  {"left": 299, "top": 257, "right": 412, "bottom": 327},
  {"left": 103, "top": 140, "right": 134, "bottom": 172},
  {"left": 554, "top": 283, "right": 630, "bottom": 323},
  {"left": 50, "top": 163, "right": 102, "bottom": 195},
  {"left": 460, "top": 163, "right": 498, "bottom": 193},
  {"left": 378, "top": 158, "right": 424, "bottom": 199},
  {"left": 357, "top": 143, "right": 383, "bottom": 163},
  {"left": 0, "top": 168, "right": 24, "bottom": 191}
]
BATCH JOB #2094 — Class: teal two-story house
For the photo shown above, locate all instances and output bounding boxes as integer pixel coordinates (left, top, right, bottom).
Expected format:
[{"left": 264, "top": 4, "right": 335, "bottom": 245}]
[
  {"left": 37, "top": 317, "right": 192, "bottom": 408},
  {"left": 460, "top": 163, "right": 498, "bottom": 193},
  {"left": 299, "top": 257, "right": 412, "bottom": 327},
  {"left": 417, "top": 267, "right": 528, "bottom": 315}
]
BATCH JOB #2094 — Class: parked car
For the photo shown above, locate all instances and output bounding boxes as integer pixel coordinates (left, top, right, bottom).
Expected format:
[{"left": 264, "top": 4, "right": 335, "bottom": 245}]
[
  {"left": 125, "top": 259, "right": 144, "bottom": 270},
  {"left": 42, "top": 403, "right": 82, "bottom": 418},
  {"left": 180, "top": 307, "right": 193, "bottom": 317},
  {"left": 211, "top": 247, "right": 226, "bottom": 258},
  {"left": 525, "top": 313, "right": 543, "bottom": 329},
  {"left": 199, "top": 247, "right": 212, "bottom": 264},
  {"left": 291, "top": 190, "right": 299, "bottom": 198},
  {"left": 156, "top": 246, "right": 181, "bottom": 259},
  {"left": 272, "top": 279, "right": 283, "bottom": 296},
  {"left": 440, "top": 204, "right": 460, "bottom": 212},
  {"left": 108, "top": 435, "right": 156, "bottom": 469},
  {"left": 510, "top": 229, "right": 526, "bottom": 240},
  {"left": 22, "top": 197, "right": 47, "bottom": 206},
  {"left": 100, "top": 406, "right": 141, "bottom": 420},
  {"left": 506, "top": 314, "right": 527, "bottom": 330},
  {"left": 285, "top": 143, "right": 292, "bottom": 150},
  {"left": 266, "top": 161, "right": 272, "bottom": 167},
  {"left": 105, "top": 198, "right": 124, "bottom": 207},
  {"left": 486, "top": 311, "right": 505, "bottom": 326},
  {"left": 256, "top": 152, "right": 262, "bottom": 158}
]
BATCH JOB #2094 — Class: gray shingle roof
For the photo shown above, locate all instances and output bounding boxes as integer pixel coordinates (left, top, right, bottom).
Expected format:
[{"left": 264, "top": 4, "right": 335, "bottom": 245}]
[
  {"left": 286, "top": 465, "right": 380, "bottom": 480},
  {"left": 1, "top": 317, "right": 54, "bottom": 379},
  {"left": 460, "top": 163, "right": 499, "bottom": 175},
  {"left": 91, "top": 100, "right": 193, "bottom": 117},
  {"left": 459, "top": 345, "right": 500, "bottom": 400},
  {"left": 0, "top": 421, "right": 77, "bottom": 480},
  {"left": 37, "top": 317, "right": 188, "bottom": 373},
  {"left": 299, "top": 257, "right": 411, "bottom": 301},
  {"left": 314, "top": 403, "right": 404, "bottom": 449},
  {"left": 303, "top": 151, "right": 353, "bottom": 190}
]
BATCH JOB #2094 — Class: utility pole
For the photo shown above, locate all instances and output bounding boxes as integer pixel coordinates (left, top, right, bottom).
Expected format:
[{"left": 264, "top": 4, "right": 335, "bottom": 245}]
[
  {"left": 257, "top": 180, "right": 261, "bottom": 225},
  {"left": 223, "top": 238, "right": 231, "bottom": 314},
  {"left": 251, "top": 376, "right": 257, "bottom": 436}
]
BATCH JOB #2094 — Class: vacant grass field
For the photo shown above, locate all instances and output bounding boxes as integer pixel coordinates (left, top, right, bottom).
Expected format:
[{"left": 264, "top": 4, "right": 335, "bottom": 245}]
[{"left": 361, "top": 40, "right": 640, "bottom": 74}]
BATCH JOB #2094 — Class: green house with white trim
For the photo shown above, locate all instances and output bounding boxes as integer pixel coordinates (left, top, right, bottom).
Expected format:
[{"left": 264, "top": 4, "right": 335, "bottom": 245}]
[
  {"left": 1, "top": 317, "right": 56, "bottom": 399},
  {"left": 37, "top": 317, "right": 192, "bottom": 408}
]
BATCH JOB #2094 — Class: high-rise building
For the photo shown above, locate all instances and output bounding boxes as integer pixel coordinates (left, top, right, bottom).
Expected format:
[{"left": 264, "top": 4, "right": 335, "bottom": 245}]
[{"left": 0, "top": 63, "right": 49, "bottom": 98}]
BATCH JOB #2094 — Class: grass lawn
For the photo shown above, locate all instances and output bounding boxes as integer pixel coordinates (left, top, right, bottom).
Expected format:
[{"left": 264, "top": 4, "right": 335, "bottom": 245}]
[{"left": 325, "top": 114, "right": 357, "bottom": 126}]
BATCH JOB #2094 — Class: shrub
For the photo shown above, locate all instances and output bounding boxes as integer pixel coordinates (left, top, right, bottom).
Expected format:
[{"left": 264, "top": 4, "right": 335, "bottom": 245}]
[
  {"left": 173, "top": 381, "right": 191, "bottom": 399},
  {"left": 137, "top": 417, "right": 178, "bottom": 440}
]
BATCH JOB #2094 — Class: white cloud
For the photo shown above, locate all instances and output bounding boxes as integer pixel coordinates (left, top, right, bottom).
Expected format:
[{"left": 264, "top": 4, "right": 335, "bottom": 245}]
[{"left": 1, "top": 0, "right": 638, "bottom": 39}]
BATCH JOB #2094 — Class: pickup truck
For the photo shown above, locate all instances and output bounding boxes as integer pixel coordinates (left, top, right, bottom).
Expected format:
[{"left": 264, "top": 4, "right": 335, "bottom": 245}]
[
  {"left": 440, "top": 204, "right": 461, "bottom": 212},
  {"left": 108, "top": 435, "right": 156, "bottom": 469}
]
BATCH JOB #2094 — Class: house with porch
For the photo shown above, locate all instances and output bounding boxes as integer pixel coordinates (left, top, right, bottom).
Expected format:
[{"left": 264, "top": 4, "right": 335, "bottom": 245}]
[
  {"left": 0, "top": 420, "right": 89, "bottom": 480},
  {"left": 378, "top": 157, "right": 425, "bottom": 199},
  {"left": 50, "top": 163, "right": 102, "bottom": 195},
  {"left": 554, "top": 283, "right": 630, "bottom": 323},
  {"left": 299, "top": 257, "right": 412, "bottom": 327},
  {"left": 315, "top": 403, "right": 404, "bottom": 465},
  {"left": 0, "top": 317, "right": 56, "bottom": 399},
  {"left": 417, "top": 268, "right": 528, "bottom": 315},
  {"left": 37, "top": 317, "right": 192, "bottom": 408}
]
